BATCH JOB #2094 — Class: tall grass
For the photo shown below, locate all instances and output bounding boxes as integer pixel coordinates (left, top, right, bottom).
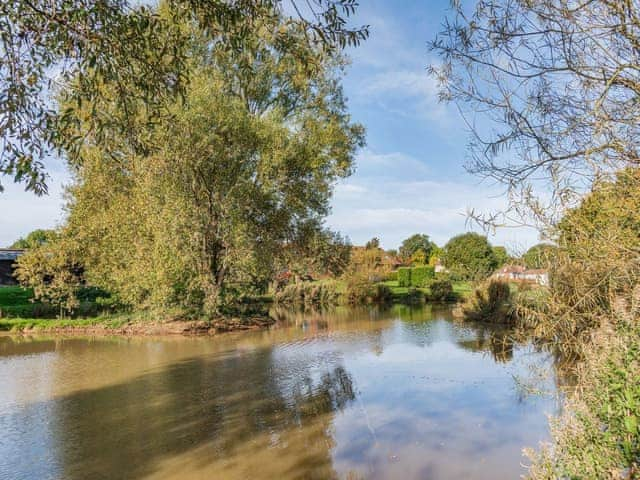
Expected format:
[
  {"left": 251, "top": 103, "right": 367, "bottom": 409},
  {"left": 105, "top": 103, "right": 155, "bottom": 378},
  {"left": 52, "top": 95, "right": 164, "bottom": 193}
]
[
  {"left": 463, "top": 280, "right": 515, "bottom": 324},
  {"left": 274, "top": 281, "right": 341, "bottom": 307}
]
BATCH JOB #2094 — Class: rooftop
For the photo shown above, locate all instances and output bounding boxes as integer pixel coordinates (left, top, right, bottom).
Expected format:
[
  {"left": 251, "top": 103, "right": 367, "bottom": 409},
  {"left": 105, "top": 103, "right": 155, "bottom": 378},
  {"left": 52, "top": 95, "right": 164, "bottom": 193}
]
[{"left": 0, "top": 249, "right": 25, "bottom": 261}]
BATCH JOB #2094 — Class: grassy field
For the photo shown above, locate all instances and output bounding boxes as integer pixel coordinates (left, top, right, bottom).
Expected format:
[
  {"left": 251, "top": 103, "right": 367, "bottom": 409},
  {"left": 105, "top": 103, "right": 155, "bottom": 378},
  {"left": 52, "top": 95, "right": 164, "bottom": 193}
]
[
  {"left": 381, "top": 279, "right": 472, "bottom": 301},
  {"left": 0, "top": 285, "right": 116, "bottom": 330},
  {"left": 0, "top": 315, "right": 132, "bottom": 332}
]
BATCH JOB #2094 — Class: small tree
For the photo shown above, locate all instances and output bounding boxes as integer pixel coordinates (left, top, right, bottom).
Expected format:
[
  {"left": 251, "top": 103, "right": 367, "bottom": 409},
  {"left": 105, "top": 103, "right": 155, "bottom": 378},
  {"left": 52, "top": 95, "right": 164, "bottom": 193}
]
[
  {"left": 15, "top": 239, "right": 83, "bottom": 316},
  {"left": 365, "top": 237, "right": 380, "bottom": 250},
  {"left": 492, "top": 246, "right": 510, "bottom": 268},
  {"left": 443, "top": 233, "right": 498, "bottom": 281},
  {"left": 9, "top": 229, "right": 56, "bottom": 249},
  {"left": 522, "top": 244, "right": 556, "bottom": 269},
  {"left": 399, "top": 234, "right": 434, "bottom": 263}
]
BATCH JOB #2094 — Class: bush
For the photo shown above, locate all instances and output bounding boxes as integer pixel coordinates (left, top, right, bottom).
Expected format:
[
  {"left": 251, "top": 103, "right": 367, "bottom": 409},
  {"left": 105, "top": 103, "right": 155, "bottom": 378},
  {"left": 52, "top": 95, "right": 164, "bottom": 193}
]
[
  {"left": 345, "top": 277, "right": 392, "bottom": 305},
  {"left": 397, "top": 267, "right": 411, "bottom": 287},
  {"left": 411, "top": 266, "right": 435, "bottom": 287},
  {"left": 274, "top": 281, "right": 340, "bottom": 307},
  {"left": 0, "top": 302, "right": 58, "bottom": 318},
  {"left": 463, "top": 280, "right": 514, "bottom": 324},
  {"left": 404, "top": 287, "right": 424, "bottom": 304},
  {"left": 386, "top": 271, "right": 398, "bottom": 282},
  {"left": 527, "top": 320, "right": 640, "bottom": 479},
  {"left": 428, "top": 279, "right": 454, "bottom": 302}
]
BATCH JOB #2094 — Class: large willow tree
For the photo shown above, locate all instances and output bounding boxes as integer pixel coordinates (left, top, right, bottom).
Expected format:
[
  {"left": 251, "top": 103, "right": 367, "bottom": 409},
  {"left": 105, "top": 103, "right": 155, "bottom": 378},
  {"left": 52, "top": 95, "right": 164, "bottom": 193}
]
[
  {"left": 30, "top": 8, "right": 364, "bottom": 315},
  {"left": 1, "top": 0, "right": 367, "bottom": 194}
]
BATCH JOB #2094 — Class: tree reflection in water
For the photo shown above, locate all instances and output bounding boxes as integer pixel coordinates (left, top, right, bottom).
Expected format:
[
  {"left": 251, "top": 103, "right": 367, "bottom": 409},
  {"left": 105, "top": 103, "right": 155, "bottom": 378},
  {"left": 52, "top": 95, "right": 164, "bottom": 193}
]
[
  {"left": 45, "top": 348, "right": 356, "bottom": 480},
  {"left": 0, "top": 305, "right": 571, "bottom": 480}
]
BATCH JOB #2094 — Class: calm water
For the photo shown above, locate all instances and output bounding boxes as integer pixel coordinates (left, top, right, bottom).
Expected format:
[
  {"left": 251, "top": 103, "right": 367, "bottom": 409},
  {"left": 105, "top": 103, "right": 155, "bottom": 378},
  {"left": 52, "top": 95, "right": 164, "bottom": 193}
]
[{"left": 0, "top": 305, "right": 560, "bottom": 480}]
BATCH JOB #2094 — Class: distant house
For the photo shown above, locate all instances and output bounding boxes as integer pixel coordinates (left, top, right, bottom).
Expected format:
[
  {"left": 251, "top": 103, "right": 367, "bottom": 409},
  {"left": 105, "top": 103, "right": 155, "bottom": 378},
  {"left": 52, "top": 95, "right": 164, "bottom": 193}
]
[
  {"left": 434, "top": 259, "right": 447, "bottom": 273},
  {"left": 0, "top": 249, "right": 25, "bottom": 285},
  {"left": 494, "top": 265, "right": 526, "bottom": 280},
  {"left": 519, "top": 269, "right": 549, "bottom": 286},
  {"left": 493, "top": 265, "right": 548, "bottom": 286},
  {"left": 351, "top": 246, "right": 405, "bottom": 271},
  {"left": 381, "top": 252, "right": 404, "bottom": 270}
]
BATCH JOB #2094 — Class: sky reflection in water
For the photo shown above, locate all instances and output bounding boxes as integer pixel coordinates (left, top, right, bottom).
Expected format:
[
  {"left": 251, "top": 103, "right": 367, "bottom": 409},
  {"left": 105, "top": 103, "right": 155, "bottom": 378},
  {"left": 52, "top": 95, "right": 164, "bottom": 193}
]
[{"left": 0, "top": 305, "right": 559, "bottom": 480}]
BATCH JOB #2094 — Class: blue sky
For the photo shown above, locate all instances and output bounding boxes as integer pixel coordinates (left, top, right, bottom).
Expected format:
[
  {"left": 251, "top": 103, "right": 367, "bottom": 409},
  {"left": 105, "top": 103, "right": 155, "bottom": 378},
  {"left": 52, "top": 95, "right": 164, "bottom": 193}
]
[{"left": 0, "top": 0, "right": 540, "bottom": 252}]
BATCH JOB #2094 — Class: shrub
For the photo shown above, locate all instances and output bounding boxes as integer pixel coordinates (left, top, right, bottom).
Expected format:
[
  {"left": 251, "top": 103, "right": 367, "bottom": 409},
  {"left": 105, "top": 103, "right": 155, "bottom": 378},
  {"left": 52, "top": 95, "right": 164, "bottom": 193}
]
[
  {"left": 274, "top": 281, "right": 340, "bottom": 307},
  {"left": 428, "top": 279, "right": 454, "bottom": 302},
  {"left": 527, "top": 320, "right": 640, "bottom": 479},
  {"left": 463, "top": 280, "right": 514, "bottom": 324},
  {"left": 411, "top": 266, "right": 435, "bottom": 287},
  {"left": 404, "top": 287, "right": 424, "bottom": 304},
  {"left": 386, "top": 271, "right": 398, "bottom": 282},
  {"left": 397, "top": 267, "right": 411, "bottom": 287},
  {"left": 345, "top": 276, "right": 392, "bottom": 305}
]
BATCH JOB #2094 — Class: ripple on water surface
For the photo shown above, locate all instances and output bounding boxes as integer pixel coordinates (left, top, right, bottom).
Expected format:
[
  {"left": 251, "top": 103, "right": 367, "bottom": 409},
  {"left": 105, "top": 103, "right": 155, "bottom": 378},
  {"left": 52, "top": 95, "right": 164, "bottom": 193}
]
[{"left": 0, "top": 305, "right": 560, "bottom": 480}]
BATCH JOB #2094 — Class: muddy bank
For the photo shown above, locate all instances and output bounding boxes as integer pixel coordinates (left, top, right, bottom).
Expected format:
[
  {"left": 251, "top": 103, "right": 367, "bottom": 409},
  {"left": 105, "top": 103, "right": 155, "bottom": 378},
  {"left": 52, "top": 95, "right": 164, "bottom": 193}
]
[{"left": 3, "top": 315, "right": 276, "bottom": 337}]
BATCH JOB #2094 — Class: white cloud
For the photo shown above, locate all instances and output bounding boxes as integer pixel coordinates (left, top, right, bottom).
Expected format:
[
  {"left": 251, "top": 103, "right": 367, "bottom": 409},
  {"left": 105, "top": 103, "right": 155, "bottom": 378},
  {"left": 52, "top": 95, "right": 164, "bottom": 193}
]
[
  {"left": 351, "top": 149, "right": 431, "bottom": 180},
  {"left": 328, "top": 150, "right": 540, "bottom": 251},
  {"left": 364, "top": 70, "right": 438, "bottom": 98},
  {"left": 334, "top": 183, "right": 368, "bottom": 196}
]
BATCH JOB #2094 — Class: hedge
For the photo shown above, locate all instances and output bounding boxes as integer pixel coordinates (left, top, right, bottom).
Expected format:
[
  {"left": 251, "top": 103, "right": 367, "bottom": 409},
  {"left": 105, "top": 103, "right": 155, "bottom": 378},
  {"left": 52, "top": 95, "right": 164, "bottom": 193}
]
[
  {"left": 397, "top": 267, "right": 411, "bottom": 287},
  {"left": 411, "top": 266, "right": 435, "bottom": 287}
]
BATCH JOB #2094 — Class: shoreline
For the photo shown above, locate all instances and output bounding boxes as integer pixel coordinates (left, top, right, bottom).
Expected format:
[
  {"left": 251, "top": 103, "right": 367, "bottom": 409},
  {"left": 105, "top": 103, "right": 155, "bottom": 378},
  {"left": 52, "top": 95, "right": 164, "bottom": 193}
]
[{"left": 0, "top": 315, "right": 276, "bottom": 337}]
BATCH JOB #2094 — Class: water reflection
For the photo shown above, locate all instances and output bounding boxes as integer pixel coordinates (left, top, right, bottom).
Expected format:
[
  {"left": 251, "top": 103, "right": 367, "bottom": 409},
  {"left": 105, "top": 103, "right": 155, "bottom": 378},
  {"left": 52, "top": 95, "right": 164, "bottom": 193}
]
[{"left": 0, "top": 306, "right": 560, "bottom": 480}]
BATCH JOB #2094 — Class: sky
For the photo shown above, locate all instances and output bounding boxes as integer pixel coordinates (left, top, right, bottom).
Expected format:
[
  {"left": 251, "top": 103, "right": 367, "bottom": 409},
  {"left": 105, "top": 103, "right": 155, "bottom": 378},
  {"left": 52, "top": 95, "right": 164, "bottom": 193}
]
[{"left": 0, "top": 0, "right": 541, "bottom": 252}]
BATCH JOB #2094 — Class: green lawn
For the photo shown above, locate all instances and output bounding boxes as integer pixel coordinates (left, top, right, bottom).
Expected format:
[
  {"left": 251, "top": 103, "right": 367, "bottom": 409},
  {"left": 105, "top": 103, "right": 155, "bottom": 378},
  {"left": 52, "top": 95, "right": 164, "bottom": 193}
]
[
  {"left": 0, "top": 315, "right": 132, "bottom": 332},
  {"left": 381, "top": 279, "right": 472, "bottom": 301},
  {"left": 0, "top": 285, "right": 45, "bottom": 318},
  {"left": 0, "top": 285, "right": 34, "bottom": 306}
]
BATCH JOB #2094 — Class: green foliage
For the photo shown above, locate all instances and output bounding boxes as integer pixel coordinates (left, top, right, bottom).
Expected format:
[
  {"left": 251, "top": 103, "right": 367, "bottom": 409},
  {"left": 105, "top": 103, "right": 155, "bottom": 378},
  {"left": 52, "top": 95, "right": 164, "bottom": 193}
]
[
  {"left": 427, "top": 279, "right": 454, "bottom": 302},
  {"left": 411, "top": 266, "right": 435, "bottom": 287},
  {"left": 443, "top": 233, "right": 498, "bottom": 281},
  {"left": 0, "top": 285, "right": 111, "bottom": 318},
  {"left": 54, "top": 14, "right": 364, "bottom": 317},
  {"left": 464, "top": 280, "right": 514, "bottom": 324},
  {"left": 14, "top": 239, "right": 84, "bottom": 315},
  {"left": 528, "top": 321, "right": 640, "bottom": 479},
  {"left": 386, "top": 271, "right": 398, "bottom": 282},
  {"left": 519, "top": 169, "right": 640, "bottom": 352},
  {"left": 0, "top": 286, "right": 33, "bottom": 306},
  {"left": 491, "top": 246, "right": 510, "bottom": 267},
  {"left": 399, "top": 234, "right": 435, "bottom": 263},
  {"left": 397, "top": 267, "right": 411, "bottom": 287},
  {"left": 404, "top": 287, "right": 424, "bottom": 304},
  {"left": 397, "top": 266, "right": 435, "bottom": 287},
  {"left": 345, "top": 277, "right": 392, "bottom": 305},
  {"left": 281, "top": 229, "right": 352, "bottom": 280},
  {"left": 9, "top": 229, "right": 57, "bottom": 249},
  {"left": 0, "top": 0, "right": 367, "bottom": 194},
  {"left": 522, "top": 244, "right": 556, "bottom": 269},
  {"left": 365, "top": 237, "right": 380, "bottom": 249},
  {"left": 410, "top": 249, "right": 427, "bottom": 265},
  {"left": 274, "top": 281, "right": 340, "bottom": 307}
]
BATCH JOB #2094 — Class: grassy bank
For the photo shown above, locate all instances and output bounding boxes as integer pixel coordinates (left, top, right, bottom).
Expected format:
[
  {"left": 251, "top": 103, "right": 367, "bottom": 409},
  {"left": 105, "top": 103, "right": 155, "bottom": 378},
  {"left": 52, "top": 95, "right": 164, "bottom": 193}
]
[
  {"left": 0, "top": 310, "right": 275, "bottom": 335},
  {"left": 0, "top": 314, "right": 132, "bottom": 332},
  {"left": 1, "top": 278, "right": 472, "bottom": 334},
  {"left": 381, "top": 279, "right": 471, "bottom": 302},
  {"left": 273, "top": 278, "right": 472, "bottom": 308},
  {"left": 0, "top": 285, "right": 274, "bottom": 334}
]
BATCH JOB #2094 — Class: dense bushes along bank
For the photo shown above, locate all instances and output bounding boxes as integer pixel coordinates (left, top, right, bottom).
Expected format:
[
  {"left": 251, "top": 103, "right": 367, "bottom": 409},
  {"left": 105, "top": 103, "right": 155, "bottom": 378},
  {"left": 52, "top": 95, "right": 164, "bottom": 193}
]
[{"left": 273, "top": 278, "right": 467, "bottom": 308}]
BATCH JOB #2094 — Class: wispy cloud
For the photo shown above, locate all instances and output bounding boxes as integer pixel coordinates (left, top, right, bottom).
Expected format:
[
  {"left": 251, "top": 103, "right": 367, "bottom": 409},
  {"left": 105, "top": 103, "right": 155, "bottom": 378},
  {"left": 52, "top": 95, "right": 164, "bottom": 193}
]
[{"left": 328, "top": 150, "right": 540, "bottom": 251}]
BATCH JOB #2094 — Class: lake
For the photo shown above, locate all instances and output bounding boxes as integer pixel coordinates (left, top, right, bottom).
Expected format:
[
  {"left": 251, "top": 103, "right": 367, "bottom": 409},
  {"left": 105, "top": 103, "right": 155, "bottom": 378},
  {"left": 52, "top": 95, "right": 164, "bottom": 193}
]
[{"left": 0, "top": 305, "right": 560, "bottom": 480}]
